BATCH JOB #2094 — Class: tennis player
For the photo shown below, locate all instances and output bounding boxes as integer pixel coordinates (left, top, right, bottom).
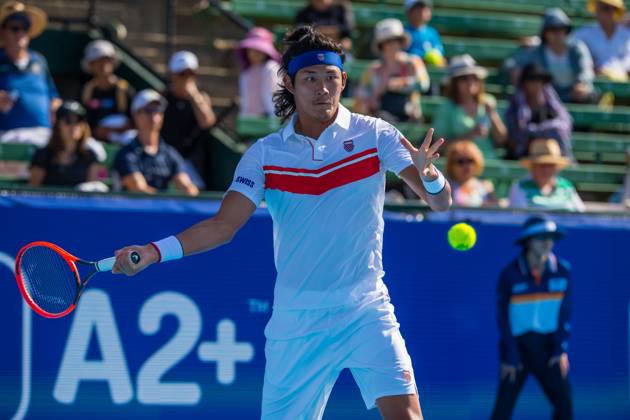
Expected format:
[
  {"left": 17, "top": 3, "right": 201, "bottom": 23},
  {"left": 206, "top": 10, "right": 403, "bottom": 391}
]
[{"left": 113, "top": 26, "right": 451, "bottom": 420}]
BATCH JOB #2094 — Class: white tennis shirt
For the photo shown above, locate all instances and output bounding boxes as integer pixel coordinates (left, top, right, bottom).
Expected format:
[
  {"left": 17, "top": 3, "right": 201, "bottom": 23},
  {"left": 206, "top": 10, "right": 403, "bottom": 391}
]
[{"left": 228, "top": 105, "right": 414, "bottom": 310}]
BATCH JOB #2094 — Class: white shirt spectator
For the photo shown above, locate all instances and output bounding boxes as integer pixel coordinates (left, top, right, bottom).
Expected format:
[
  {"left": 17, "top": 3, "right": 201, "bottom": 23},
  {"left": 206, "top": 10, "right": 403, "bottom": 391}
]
[{"left": 574, "top": 23, "right": 630, "bottom": 79}]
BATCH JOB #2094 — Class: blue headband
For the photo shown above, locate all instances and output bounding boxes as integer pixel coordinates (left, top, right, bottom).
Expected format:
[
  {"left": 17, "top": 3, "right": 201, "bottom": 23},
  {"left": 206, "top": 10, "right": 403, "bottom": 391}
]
[{"left": 287, "top": 50, "right": 343, "bottom": 77}]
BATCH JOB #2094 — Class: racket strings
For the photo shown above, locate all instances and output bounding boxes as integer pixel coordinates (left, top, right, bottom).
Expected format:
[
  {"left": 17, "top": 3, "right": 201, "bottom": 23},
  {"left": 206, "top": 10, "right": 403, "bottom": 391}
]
[{"left": 19, "top": 246, "right": 79, "bottom": 314}]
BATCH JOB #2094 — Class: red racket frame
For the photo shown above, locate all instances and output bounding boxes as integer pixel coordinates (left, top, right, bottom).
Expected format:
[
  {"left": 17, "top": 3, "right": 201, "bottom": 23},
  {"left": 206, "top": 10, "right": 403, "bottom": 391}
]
[{"left": 14, "top": 241, "right": 84, "bottom": 319}]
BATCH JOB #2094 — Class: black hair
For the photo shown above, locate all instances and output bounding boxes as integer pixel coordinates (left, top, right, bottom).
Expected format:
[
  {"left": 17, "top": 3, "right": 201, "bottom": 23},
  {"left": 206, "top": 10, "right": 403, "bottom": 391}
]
[{"left": 273, "top": 26, "right": 344, "bottom": 122}]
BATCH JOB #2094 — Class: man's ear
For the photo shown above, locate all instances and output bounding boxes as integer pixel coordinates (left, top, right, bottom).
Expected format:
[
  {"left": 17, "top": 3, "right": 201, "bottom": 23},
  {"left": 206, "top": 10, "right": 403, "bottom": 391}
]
[
  {"left": 283, "top": 74, "right": 295, "bottom": 95},
  {"left": 341, "top": 71, "right": 348, "bottom": 91}
]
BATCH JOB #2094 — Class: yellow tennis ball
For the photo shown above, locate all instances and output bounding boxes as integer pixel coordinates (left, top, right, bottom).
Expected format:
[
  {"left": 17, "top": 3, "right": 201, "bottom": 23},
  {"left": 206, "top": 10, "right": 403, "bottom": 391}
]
[
  {"left": 424, "top": 49, "right": 445, "bottom": 67},
  {"left": 448, "top": 223, "right": 476, "bottom": 251}
]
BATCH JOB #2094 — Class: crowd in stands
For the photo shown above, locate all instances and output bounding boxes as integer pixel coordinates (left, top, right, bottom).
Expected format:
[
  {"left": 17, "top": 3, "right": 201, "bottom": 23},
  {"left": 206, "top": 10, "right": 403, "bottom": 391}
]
[{"left": 1, "top": 0, "right": 630, "bottom": 212}]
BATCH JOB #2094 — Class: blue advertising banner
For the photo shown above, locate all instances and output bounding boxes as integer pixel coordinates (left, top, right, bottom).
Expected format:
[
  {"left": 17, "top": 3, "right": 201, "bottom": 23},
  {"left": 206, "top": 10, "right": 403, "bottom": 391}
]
[{"left": 0, "top": 194, "right": 629, "bottom": 419}]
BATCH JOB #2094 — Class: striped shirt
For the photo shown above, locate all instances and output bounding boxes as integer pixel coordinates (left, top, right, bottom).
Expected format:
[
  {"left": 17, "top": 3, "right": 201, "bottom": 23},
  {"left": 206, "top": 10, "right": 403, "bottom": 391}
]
[{"left": 228, "top": 104, "right": 414, "bottom": 310}]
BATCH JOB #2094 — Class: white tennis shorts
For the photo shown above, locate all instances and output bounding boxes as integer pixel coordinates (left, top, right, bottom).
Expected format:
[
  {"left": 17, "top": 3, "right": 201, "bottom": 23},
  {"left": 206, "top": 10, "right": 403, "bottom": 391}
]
[{"left": 261, "top": 297, "right": 417, "bottom": 419}]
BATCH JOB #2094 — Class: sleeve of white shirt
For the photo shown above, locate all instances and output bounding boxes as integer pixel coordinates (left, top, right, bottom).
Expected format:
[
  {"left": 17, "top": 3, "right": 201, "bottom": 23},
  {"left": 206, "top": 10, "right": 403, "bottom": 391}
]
[
  {"left": 227, "top": 140, "right": 265, "bottom": 206},
  {"left": 376, "top": 119, "right": 414, "bottom": 175}
]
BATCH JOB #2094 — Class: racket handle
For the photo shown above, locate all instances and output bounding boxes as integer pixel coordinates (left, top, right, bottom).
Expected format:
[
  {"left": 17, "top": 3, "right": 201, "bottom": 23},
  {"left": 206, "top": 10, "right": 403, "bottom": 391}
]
[{"left": 96, "top": 252, "right": 141, "bottom": 272}]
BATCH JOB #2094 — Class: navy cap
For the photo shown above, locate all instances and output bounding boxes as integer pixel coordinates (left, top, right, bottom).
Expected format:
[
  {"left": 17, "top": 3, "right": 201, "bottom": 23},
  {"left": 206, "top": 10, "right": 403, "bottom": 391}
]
[{"left": 515, "top": 215, "right": 565, "bottom": 245}]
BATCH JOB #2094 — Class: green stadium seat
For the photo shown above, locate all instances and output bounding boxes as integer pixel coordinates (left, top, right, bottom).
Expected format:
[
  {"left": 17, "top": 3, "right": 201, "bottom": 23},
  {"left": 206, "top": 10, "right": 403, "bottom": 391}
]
[{"left": 228, "top": 0, "right": 574, "bottom": 38}]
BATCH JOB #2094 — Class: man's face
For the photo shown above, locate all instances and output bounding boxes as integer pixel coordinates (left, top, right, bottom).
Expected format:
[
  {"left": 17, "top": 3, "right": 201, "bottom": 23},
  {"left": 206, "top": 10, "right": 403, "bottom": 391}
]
[
  {"left": 406, "top": 3, "right": 431, "bottom": 27},
  {"left": 1, "top": 18, "right": 30, "bottom": 50},
  {"left": 527, "top": 235, "right": 555, "bottom": 258},
  {"left": 133, "top": 101, "right": 165, "bottom": 135},
  {"left": 595, "top": 1, "right": 618, "bottom": 27},
  {"left": 286, "top": 64, "right": 346, "bottom": 123}
]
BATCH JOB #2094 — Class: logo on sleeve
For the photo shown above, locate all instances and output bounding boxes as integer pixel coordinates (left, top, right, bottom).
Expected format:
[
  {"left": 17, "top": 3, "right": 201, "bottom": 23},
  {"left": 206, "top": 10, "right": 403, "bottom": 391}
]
[{"left": 235, "top": 176, "right": 255, "bottom": 188}]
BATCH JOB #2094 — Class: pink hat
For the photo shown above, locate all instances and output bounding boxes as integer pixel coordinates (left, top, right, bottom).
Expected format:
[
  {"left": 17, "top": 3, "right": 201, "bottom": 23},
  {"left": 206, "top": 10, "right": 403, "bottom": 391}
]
[{"left": 235, "top": 27, "right": 281, "bottom": 70}]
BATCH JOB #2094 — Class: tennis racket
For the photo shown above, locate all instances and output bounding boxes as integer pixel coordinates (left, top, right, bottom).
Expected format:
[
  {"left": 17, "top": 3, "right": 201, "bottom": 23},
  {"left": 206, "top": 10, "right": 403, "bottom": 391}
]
[{"left": 14, "top": 241, "right": 140, "bottom": 319}]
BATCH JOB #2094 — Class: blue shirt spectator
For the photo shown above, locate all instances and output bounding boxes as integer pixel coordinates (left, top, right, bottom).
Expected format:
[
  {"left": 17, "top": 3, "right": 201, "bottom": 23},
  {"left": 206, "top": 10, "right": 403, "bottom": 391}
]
[
  {"left": 515, "top": 8, "right": 597, "bottom": 103},
  {"left": 0, "top": 2, "right": 60, "bottom": 146},
  {"left": 404, "top": 0, "right": 445, "bottom": 65},
  {"left": 113, "top": 89, "right": 198, "bottom": 195},
  {"left": 0, "top": 49, "right": 58, "bottom": 129},
  {"left": 113, "top": 138, "right": 186, "bottom": 191}
]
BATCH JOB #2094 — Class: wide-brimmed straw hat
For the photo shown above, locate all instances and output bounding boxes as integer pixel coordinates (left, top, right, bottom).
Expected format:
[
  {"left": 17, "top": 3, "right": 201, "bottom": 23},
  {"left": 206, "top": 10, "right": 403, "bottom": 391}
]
[
  {"left": 443, "top": 54, "right": 487, "bottom": 84},
  {"left": 235, "top": 27, "right": 281, "bottom": 70},
  {"left": 0, "top": 1, "right": 47, "bottom": 40},
  {"left": 520, "top": 139, "right": 571, "bottom": 170},
  {"left": 371, "top": 18, "right": 411, "bottom": 55},
  {"left": 587, "top": 0, "right": 626, "bottom": 21},
  {"left": 514, "top": 215, "right": 565, "bottom": 245}
]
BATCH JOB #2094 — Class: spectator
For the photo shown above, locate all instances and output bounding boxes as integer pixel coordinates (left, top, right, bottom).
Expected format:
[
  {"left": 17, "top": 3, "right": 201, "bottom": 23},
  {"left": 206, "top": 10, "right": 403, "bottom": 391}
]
[
  {"left": 574, "top": 0, "right": 630, "bottom": 81},
  {"left": 235, "top": 27, "right": 281, "bottom": 117},
  {"left": 505, "top": 63, "right": 573, "bottom": 160},
  {"left": 516, "top": 8, "right": 597, "bottom": 104},
  {"left": 113, "top": 89, "right": 198, "bottom": 196},
  {"left": 161, "top": 51, "right": 215, "bottom": 190},
  {"left": 0, "top": 1, "right": 60, "bottom": 146},
  {"left": 296, "top": 0, "right": 354, "bottom": 53},
  {"left": 29, "top": 101, "right": 100, "bottom": 187},
  {"left": 509, "top": 138, "right": 584, "bottom": 212},
  {"left": 491, "top": 215, "right": 573, "bottom": 420},
  {"left": 404, "top": 0, "right": 445, "bottom": 67},
  {"left": 433, "top": 55, "right": 507, "bottom": 159},
  {"left": 354, "top": 18, "right": 429, "bottom": 123},
  {"left": 80, "top": 39, "right": 135, "bottom": 144},
  {"left": 445, "top": 140, "right": 497, "bottom": 207}
]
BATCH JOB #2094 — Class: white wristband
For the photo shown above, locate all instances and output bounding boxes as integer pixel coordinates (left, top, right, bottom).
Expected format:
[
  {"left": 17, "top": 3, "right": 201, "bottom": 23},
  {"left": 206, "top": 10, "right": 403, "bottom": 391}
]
[
  {"left": 150, "top": 235, "right": 184, "bottom": 263},
  {"left": 422, "top": 169, "right": 446, "bottom": 195}
]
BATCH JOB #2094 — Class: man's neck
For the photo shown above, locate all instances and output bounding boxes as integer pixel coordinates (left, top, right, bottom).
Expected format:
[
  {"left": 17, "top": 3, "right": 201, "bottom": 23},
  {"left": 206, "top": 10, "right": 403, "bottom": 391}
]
[
  {"left": 138, "top": 131, "right": 160, "bottom": 153},
  {"left": 95, "top": 74, "right": 117, "bottom": 90},
  {"left": 547, "top": 43, "right": 567, "bottom": 56},
  {"left": 600, "top": 22, "right": 617, "bottom": 38},
  {"left": 294, "top": 108, "right": 338, "bottom": 140},
  {"left": 526, "top": 251, "right": 548, "bottom": 274},
  {"left": 5, "top": 46, "right": 28, "bottom": 63}
]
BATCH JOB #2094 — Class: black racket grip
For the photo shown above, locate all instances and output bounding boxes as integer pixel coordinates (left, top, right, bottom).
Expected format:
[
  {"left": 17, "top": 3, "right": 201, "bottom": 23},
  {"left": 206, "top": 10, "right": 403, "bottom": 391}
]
[{"left": 130, "top": 251, "right": 141, "bottom": 265}]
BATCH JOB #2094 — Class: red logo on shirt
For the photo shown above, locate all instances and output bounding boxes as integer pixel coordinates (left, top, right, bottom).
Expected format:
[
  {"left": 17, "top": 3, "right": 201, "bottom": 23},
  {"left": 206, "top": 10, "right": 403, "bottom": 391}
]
[
  {"left": 343, "top": 140, "right": 354, "bottom": 152},
  {"left": 402, "top": 370, "right": 412, "bottom": 382}
]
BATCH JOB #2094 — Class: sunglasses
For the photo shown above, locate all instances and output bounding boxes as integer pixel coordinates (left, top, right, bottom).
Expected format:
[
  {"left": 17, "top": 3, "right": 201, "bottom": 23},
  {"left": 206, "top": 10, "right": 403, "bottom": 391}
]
[
  {"left": 141, "top": 104, "right": 165, "bottom": 115},
  {"left": 455, "top": 158, "right": 475, "bottom": 166},
  {"left": 60, "top": 115, "right": 85, "bottom": 125},
  {"left": 4, "top": 24, "right": 27, "bottom": 33}
]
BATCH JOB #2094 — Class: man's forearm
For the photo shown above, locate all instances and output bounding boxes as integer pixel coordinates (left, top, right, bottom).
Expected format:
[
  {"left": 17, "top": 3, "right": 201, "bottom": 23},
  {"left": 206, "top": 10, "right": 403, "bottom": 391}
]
[{"left": 176, "top": 217, "right": 235, "bottom": 256}]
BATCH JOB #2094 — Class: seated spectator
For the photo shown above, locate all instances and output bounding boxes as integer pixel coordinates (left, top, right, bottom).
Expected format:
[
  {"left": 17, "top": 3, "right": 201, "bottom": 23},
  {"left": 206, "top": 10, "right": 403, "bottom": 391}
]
[
  {"left": 161, "top": 51, "right": 215, "bottom": 190},
  {"left": 235, "top": 27, "right": 281, "bottom": 117},
  {"left": 509, "top": 138, "right": 584, "bottom": 212},
  {"left": 296, "top": 0, "right": 354, "bottom": 54},
  {"left": 29, "top": 101, "right": 100, "bottom": 188},
  {"left": 0, "top": 1, "right": 60, "bottom": 146},
  {"left": 113, "top": 89, "right": 198, "bottom": 196},
  {"left": 445, "top": 140, "right": 497, "bottom": 207},
  {"left": 516, "top": 8, "right": 597, "bottom": 103},
  {"left": 433, "top": 55, "right": 506, "bottom": 159},
  {"left": 81, "top": 39, "right": 135, "bottom": 144},
  {"left": 404, "top": 0, "right": 445, "bottom": 67},
  {"left": 574, "top": 0, "right": 630, "bottom": 81},
  {"left": 505, "top": 64, "right": 573, "bottom": 160},
  {"left": 354, "top": 18, "right": 428, "bottom": 123}
]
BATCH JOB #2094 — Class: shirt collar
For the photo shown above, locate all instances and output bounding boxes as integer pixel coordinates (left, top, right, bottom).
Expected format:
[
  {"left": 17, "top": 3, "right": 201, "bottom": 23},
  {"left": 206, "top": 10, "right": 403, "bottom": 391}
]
[{"left": 281, "top": 103, "right": 352, "bottom": 142}]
